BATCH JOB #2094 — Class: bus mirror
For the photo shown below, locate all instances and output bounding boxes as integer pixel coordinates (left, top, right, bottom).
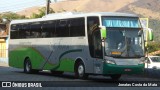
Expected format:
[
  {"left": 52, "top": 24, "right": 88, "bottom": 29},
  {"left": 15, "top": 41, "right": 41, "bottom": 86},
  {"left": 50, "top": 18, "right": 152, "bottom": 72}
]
[
  {"left": 99, "top": 26, "right": 107, "bottom": 39},
  {"left": 138, "top": 30, "right": 143, "bottom": 36},
  {"left": 148, "top": 29, "right": 153, "bottom": 41}
]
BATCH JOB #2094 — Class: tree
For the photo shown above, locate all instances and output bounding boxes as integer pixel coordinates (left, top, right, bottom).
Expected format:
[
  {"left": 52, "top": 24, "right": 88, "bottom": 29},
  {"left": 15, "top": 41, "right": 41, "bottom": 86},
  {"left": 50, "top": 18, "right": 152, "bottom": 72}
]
[
  {"left": 147, "top": 42, "right": 160, "bottom": 53},
  {"left": 0, "top": 12, "right": 26, "bottom": 21},
  {"left": 30, "top": 7, "right": 55, "bottom": 19}
]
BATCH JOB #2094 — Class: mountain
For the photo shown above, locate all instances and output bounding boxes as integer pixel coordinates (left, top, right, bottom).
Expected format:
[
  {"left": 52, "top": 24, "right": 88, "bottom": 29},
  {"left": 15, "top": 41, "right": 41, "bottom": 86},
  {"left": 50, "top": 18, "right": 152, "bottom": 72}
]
[
  {"left": 17, "top": 0, "right": 160, "bottom": 41},
  {"left": 17, "top": 0, "right": 160, "bottom": 20},
  {"left": 17, "top": 0, "right": 135, "bottom": 17}
]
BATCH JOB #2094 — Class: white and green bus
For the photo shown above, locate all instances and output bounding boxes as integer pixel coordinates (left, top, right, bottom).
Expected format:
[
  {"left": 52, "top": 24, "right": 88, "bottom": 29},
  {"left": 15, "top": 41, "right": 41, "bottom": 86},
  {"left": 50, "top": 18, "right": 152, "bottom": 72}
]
[{"left": 9, "top": 12, "right": 148, "bottom": 80}]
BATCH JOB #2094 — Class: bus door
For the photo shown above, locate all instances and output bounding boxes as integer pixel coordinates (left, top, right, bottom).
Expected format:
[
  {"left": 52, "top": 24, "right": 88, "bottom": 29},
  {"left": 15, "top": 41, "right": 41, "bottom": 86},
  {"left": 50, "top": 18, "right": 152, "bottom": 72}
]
[{"left": 87, "top": 17, "right": 103, "bottom": 74}]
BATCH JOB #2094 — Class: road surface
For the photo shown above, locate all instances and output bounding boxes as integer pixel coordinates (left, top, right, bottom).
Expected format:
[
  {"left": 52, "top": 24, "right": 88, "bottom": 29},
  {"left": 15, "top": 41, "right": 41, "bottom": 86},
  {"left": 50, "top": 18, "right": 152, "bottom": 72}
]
[{"left": 0, "top": 65, "right": 160, "bottom": 90}]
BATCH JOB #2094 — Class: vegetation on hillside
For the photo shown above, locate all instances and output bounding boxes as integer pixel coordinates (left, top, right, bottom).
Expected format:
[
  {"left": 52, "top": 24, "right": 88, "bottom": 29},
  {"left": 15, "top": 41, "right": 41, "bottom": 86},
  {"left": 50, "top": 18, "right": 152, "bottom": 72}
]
[
  {"left": 149, "top": 19, "right": 160, "bottom": 41},
  {"left": 0, "top": 7, "right": 55, "bottom": 23},
  {"left": 0, "top": 12, "right": 26, "bottom": 20},
  {"left": 30, "top": 7, "right": 55, "bottom": 19},
  {"left": 147, "top": 42, "right": 160, "bottom": 53}
]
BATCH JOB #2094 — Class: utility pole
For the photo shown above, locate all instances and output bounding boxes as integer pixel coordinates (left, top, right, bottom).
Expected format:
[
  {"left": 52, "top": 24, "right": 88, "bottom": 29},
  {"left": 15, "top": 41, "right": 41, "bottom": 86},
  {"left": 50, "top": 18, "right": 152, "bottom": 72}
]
[{"left": 46, "top": 0, "right": 51, "bottom": 15}]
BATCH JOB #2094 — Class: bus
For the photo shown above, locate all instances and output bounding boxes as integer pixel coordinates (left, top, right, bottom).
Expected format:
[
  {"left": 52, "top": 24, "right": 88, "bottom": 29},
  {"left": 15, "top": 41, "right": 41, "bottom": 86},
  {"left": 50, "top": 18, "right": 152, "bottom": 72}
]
[{"left": 9, "top": 12, "right": 149, "bottom": 80}]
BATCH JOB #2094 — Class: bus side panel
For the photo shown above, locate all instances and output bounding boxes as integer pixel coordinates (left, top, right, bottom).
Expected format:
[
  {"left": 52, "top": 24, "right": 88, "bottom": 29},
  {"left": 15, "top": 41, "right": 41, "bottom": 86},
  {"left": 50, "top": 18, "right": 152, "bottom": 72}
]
[
  {"left": 51, "top": 50, "right": 84, "bottom": 72},
  {"left": 50, "top": 58, "right": 75, "bottom": 72},
  {"left": 9, "top": 47, "right": 29, "bottom": 68},
  {"left": 39, "top": 37, "right": 94, "bottom": 73},
  {"left": 9, "top": 49, "right": 23, "bottom": 68},
  {"left": 27, "top": 47, "right": 53, "bottom": 70},
  {"left": 9, "top": 47, "right": 52, "bottom": 70}
]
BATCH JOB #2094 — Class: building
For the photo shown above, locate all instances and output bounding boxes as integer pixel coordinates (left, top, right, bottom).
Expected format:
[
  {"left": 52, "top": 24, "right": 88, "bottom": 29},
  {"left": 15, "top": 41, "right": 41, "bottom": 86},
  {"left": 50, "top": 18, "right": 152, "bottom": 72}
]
[{"left": 0, "top": 23, "right": 9, "bottom": 63}]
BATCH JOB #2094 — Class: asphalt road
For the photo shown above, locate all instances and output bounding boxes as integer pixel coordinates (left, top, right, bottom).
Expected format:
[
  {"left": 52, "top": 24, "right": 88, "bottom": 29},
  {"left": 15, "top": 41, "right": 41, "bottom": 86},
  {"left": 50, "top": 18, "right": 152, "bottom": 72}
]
[
  {"left": 0, "top": 66, "right": 160, "bottom": 81},
  {"left": 0, "top": 66, "right": 160, "bottom": 90}
]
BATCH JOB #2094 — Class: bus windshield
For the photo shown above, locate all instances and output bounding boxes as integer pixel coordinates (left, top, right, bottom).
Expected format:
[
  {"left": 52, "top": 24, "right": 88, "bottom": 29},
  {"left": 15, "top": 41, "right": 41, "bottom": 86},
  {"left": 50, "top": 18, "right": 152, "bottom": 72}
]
[{"left": 102, "top": 17, "right": 144, "bottom": 58}]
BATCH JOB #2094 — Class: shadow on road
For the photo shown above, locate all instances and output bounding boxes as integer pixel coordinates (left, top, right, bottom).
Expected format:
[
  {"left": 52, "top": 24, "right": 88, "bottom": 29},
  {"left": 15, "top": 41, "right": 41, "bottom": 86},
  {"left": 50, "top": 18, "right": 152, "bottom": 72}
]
[
  {"left": 14, "top": 69, "right": 118, "bottom": 82},
  {"left": 144, "top": 68, "right": 160, "bottom": 78}
]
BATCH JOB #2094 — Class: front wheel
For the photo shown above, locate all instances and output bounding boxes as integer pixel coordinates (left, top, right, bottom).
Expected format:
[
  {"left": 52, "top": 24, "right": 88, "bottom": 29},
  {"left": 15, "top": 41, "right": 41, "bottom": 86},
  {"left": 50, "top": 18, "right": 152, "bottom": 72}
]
[
  {"left": 75, "top": 62, "right": 88, "bottom": 79},
  {"left": 110, "top": 74, "right": 121, "bottom": 80},
  {"left": 152, "top": 66, "right": 157, "bottom": 70}
]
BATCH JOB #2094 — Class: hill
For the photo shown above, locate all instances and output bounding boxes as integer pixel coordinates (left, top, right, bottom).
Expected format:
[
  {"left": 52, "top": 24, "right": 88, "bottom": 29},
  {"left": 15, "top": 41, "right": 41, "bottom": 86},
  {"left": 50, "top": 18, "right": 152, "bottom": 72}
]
[
  {"left": 17, "top": 0, "right": 160, "bottom": 41},
  {"left": 17, "top": 0, "right": 160, "bottom": 19},
  {"left": 17, "top": 0, "right": 135, "bottom": 17}
]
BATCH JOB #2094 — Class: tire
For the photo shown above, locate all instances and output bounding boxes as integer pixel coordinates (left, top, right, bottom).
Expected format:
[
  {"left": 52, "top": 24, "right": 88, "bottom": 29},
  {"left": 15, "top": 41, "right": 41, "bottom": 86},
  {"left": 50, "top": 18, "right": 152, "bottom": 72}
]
[
  {"left": 24, "top": 58, "right": 32, "bottom": 74},
  {"left": 75, "top": 61, "right": 88, "bottom": 79},
  {"left": 50, "top": 70, "right": 64, "bottom": 75},
  {"left": 152, "top": 66, "right": 157, "bottom": 70},
  {"left": 110, "top": 74, "right": 121, "bottom": 80}
]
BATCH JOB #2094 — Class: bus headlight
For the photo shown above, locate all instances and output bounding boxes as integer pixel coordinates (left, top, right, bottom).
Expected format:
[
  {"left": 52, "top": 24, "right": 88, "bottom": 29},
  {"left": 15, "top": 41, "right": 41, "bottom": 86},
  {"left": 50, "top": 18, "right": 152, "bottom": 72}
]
[{"left": 106, "top": 60, "right": 116, "bottom": 64}]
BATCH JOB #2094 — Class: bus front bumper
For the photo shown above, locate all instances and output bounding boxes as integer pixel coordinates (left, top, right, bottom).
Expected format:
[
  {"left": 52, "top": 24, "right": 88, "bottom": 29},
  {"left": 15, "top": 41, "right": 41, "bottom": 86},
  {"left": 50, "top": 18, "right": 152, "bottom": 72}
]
[{"left": 103, "top": 63, "right": 145, "bottom": 75}]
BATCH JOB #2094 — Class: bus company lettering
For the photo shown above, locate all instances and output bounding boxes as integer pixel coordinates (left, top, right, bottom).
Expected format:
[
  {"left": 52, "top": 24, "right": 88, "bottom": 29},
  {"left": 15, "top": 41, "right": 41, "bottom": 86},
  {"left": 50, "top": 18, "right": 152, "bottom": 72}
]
[
  {"left": 51, "top": 43, "right": 70, "bottom": 50},
  {"left": 132, "top": 83, "right": 143, "bottom": 86},
  {"left": 118, "top": 82, "right": 158, "bottom": 87},
  {"left": 148, "top": 83, "right": 158, "bottom": 86},
  {"left": 12, "top": 82, "right": 42, "bottom": 87},
  {"left": 28, "top": 83, "right": 42, "bottom": 87},
  {"left": 118, "top": 83, "right": 131, "bottom": 86}
]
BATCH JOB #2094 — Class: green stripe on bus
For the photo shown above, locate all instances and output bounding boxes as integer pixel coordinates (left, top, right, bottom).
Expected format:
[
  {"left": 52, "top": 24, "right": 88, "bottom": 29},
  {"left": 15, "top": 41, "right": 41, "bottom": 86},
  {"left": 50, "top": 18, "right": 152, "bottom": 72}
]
[
  {"left": 9, "top": 47, "right": 49, "bottom": 69},
  {"left": 51, "top": 49, "right": 82, "bottom": 71},
  {"left": 9, "top": 47, "right": 82, "bottom": 72}
]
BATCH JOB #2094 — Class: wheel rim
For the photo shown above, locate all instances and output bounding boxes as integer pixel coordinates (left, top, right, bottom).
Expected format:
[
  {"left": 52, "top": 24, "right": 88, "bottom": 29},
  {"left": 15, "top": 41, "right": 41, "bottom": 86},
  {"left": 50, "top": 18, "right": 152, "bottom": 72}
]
[
  {"left": 26, "top": 61, "right": 31, "bottom": 72},
  {"left": 78, "top": 65, "right": 84, "bottom": 77}
]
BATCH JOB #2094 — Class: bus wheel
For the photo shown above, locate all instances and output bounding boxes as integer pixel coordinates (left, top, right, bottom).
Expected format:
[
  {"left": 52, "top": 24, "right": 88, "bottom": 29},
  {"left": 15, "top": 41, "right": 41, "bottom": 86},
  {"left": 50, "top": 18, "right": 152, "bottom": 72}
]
[
  {"left": 110, "top": 74, "right": 121, "bottom": 80},
  {"left": 50, "top": 70, "right": 64, "bottom": 75},
  {"left": 24, "top": 58, "right": 32, "bottom": 74},
  {"left": 75, "top": 62, "right": 88, "bottom": 79}
]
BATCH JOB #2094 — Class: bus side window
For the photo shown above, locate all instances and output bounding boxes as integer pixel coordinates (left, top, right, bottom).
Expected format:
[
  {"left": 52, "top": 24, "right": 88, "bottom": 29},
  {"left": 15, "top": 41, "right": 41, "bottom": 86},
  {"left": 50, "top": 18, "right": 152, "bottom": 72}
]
[
  {"left": 70, "top": 18, "right": 85, "bottom": 37},
  {"left": 11, "top": 24, "right": 19, "bottom": 39},
  {"left": 42, "top": 21, "right": 56, "bottom": 37},
  {"left": 30, "top": 22, "right": 42, "bottom": 38},
  {"left": 22, "top": 24, "right": 31, "bottom": 38},
  {"left": 18, "top": 25, "right": 23, "bottom": 38},
  {"left": 56, "top": 20, "right": 69, "bottom": 37}
]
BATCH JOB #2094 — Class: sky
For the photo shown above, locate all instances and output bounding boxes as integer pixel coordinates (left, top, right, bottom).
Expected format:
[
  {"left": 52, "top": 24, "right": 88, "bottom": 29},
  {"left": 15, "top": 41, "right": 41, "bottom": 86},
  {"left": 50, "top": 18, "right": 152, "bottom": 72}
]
[{"left": 0, "top": 0, "right": 65, "bottom": 13}]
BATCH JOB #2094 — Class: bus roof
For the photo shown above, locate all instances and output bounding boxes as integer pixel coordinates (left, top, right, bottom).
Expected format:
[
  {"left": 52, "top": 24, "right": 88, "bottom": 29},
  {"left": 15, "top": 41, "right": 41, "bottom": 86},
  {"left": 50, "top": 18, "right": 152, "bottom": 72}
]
[{"left": 10, "top": 12, "right": 138, "bottom": 24}]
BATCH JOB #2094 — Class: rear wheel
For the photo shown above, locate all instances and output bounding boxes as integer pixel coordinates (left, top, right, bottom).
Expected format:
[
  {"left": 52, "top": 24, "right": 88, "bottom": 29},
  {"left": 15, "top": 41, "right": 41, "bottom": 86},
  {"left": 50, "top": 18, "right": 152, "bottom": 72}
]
[
  {"left": 24, "top": 58, "right": 39, "bottom": 74},
  {"left": 24, "top": 58, "right": 32, "bottom": 74},
  {"left": 110, "top": 74, "right": 121, "bottom": 80},
  {"left": 75, "top": 61, "right": 88, "bottom": 79}
]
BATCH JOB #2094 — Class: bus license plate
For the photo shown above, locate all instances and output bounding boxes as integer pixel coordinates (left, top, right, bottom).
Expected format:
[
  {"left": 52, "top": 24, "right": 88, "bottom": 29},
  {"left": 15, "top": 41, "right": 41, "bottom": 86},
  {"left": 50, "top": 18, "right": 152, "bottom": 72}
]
[{"left": 124, "top": 69, "right": 131, "bottom": 72}]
